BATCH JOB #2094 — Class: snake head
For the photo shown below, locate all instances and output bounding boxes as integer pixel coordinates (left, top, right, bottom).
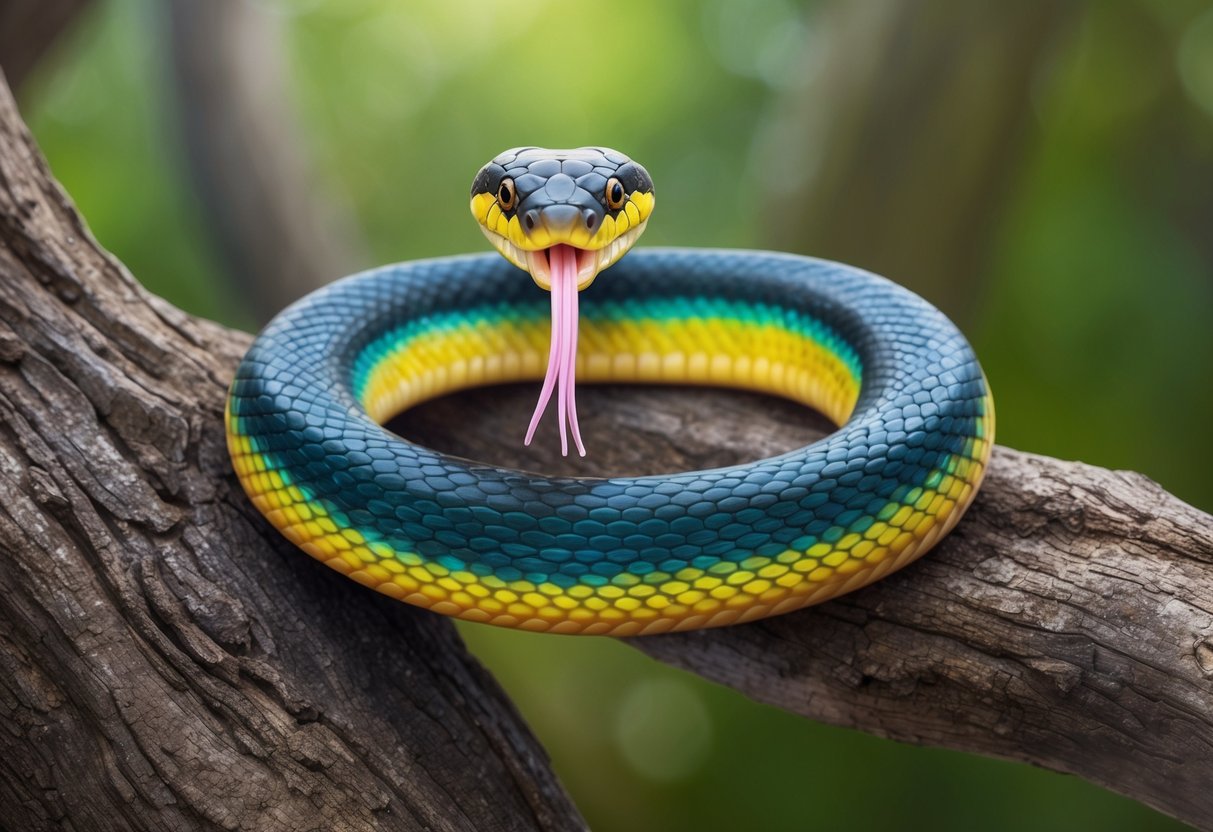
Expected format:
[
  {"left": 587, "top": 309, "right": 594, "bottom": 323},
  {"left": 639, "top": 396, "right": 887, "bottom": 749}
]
[{"left": 470, "top": 146, "right": 655, "bottom": 290}]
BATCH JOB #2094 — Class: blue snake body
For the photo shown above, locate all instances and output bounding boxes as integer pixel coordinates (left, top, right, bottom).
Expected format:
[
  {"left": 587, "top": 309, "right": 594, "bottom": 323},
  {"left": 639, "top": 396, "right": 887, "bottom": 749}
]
[{"left": 227, "top": 247, "right": 993, "bottom": 635}]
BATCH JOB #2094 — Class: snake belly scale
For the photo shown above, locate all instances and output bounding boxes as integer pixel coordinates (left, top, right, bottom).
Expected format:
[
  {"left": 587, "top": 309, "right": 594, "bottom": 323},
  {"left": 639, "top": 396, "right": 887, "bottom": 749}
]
[{"left": 227, "top": 148, "right": 994, "bottom": 636}]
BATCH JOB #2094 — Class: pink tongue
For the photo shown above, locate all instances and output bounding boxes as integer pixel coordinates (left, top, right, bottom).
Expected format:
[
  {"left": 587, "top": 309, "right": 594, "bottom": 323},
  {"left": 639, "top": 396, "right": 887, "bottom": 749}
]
[{"left": 524, "top": 244, "right": 586, "bottom": 456}]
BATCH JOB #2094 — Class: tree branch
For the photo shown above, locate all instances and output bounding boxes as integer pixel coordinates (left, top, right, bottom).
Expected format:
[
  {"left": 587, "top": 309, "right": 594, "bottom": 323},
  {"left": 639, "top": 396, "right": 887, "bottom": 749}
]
[
  {"left": 4, "top": 25, "right": 1213, "bottom": 826},
  {"left": 637, "top": 447, "right": 1213, "bottom": 826},
  {"left": 0, "top": 71, "right": 583, "bottom": 831},
  {"left": 398, "top": 386, "right": 1213, "bottom": 829}
]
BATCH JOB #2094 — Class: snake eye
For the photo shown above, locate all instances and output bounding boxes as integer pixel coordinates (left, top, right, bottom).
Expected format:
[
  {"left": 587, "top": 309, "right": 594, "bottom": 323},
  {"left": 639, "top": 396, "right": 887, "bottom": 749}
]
[
  {"left": 605, "top": 177, "right": 626, "bottom": 210},
  {"left": 497, "top": 178, "right": 516, "bottom": 211}
]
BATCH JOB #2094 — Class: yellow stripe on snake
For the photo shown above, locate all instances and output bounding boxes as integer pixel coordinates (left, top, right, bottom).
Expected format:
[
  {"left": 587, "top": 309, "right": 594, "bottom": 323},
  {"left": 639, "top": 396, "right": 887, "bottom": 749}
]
[{"left": 227, "top": 147, "right": 993, "bottom": 636}]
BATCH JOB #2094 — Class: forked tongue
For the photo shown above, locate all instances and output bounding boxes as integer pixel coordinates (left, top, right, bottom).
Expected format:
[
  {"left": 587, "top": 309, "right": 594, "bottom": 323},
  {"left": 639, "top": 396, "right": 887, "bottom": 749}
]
[{"left": 524, "top": 244, "right": 585, "bottom": 456}]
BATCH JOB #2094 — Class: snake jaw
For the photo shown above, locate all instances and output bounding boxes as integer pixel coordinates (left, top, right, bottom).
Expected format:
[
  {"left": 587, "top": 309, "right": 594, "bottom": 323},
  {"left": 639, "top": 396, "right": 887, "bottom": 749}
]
[
  {"left": 526, "top": 246, "right": 597, "bottom": 292},
  {"left": 470, "top": 147, "right": 654, "bottom": 455},
  {"left": 477, "top": 220, "right": 650, "bottom": 292}
]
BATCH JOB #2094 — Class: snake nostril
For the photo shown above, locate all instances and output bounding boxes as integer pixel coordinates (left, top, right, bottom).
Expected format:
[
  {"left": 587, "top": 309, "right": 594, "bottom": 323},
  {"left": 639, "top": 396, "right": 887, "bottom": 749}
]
[
  {"left": 524, "top": 210, "right": 539, "bottom": 231},
  {"left": 584, "top": 211, "right": 597, "bottom": 231}
]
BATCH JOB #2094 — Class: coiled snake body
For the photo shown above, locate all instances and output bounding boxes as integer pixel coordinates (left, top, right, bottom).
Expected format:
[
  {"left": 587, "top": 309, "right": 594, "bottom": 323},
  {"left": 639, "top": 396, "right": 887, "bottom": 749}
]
[{"left": 227, "top": 147, "right": 993, "bottom": 636}]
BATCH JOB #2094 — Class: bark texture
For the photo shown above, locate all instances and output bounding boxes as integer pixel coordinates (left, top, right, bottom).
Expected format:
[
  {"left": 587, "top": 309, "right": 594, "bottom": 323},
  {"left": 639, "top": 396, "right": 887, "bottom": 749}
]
[
  {"left": 0, "top": 72, "right": 583, "bottom": 831},
  {"left": 401, "top": 386, "right": 1213, "bottom": 829},
  {"left": 4, "top": 38, "right": 1213, "bottom": 832}
]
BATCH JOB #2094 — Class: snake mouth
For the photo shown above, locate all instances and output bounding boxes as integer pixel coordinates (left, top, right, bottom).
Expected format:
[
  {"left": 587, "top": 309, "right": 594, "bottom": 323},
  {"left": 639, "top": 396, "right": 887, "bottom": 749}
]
[
  {"left": 509, "top": 243, "right": 588, "bottom": 456},
  {"left": 477, "top": 221, "right": 649, "bottom": 291},
  {"left": 474, "top": 221, "right": 648, "bottom": 457},
  {"left": 526, "top": 246, "right": 598, "bottom": 291}
]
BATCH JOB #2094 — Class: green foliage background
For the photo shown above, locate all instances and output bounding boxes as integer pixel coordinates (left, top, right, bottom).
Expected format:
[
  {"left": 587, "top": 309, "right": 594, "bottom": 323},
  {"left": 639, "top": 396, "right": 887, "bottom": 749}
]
[{"left": 20, "top": 1, "right": 1211, "bottom": 829}]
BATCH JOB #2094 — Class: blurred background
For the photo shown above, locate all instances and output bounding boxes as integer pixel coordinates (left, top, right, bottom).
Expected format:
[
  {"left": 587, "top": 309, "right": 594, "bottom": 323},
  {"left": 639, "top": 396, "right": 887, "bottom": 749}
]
[{"left": 6, "top": 0, "right": 1212, "bottom": 828}]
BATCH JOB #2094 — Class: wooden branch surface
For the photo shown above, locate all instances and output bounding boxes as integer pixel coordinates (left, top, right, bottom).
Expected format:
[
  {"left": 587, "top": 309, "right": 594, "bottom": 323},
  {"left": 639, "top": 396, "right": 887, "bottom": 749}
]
[
  {"left": 398, "top": 386, "right": 1213, "bottom": 828},
  {"left": 4, "top": 37, "right": 1213, "bottom": 830},
  {"left": 0, "top": 73, "right": 584, "bottom": 831}
]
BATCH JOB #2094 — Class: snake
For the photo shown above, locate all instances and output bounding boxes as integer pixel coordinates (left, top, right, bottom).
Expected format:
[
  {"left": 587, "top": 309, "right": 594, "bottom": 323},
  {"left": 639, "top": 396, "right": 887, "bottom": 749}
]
[{"left": 226, "top": 146, "right": 994, "bottom": 637}]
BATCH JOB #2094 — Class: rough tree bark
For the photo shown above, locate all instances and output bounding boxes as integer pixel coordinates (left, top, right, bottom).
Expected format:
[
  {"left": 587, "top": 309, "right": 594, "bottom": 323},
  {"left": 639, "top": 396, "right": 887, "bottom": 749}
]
[
  {"left": 0, "top": 72, "right": 583, "bottom": 831},
  {"left": 402, "top": 388, "right": 1213, "bottom": 828},
  {"left": 3, "top": 54, "right": 1213, "bottom": 832}
]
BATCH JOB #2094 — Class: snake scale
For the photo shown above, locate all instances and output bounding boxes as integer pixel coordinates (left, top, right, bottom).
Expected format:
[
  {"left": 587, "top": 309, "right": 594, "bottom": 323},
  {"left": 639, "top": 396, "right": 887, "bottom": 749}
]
[{"left": 227, "top": 147, "right": 994, "bottom": 636}]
